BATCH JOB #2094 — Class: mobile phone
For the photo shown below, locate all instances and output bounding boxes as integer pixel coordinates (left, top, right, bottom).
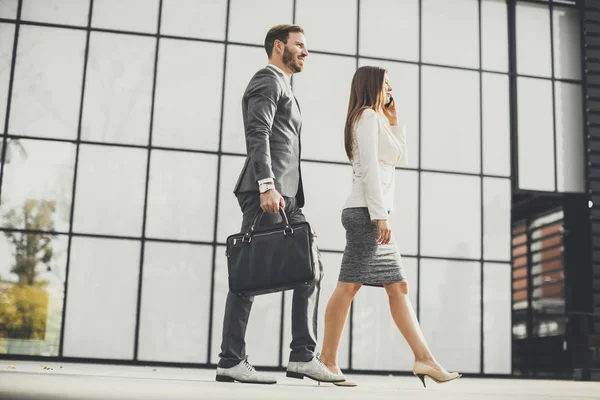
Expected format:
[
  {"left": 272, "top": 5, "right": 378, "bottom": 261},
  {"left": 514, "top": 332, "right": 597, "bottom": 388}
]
[{"left": 385, "top": 96, "right": 394, "bottom": 108}]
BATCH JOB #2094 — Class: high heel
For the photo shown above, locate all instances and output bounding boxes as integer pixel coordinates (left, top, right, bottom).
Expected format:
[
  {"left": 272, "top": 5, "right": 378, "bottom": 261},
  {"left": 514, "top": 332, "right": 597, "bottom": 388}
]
[{"left": 412, "top": 361, "right": 461, "bottom": 388}]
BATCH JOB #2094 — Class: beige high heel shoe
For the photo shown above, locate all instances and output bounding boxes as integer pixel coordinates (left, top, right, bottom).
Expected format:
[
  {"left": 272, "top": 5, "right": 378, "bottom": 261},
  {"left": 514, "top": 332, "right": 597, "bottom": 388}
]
[{"left": 412, "top": 361, "right": 461, "bottom": 388}]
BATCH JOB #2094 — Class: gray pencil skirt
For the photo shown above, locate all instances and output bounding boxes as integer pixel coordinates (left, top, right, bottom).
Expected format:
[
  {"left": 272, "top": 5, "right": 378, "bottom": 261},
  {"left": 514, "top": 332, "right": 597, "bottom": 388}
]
[{"left": 338, "top": 207, "right": 406, "bottom": 287}]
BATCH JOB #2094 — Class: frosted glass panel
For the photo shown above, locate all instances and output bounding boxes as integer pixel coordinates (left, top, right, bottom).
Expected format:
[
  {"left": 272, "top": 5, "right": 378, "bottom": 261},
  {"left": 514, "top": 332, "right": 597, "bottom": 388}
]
[
  {"left": 0, "top": 140, "right": 75, "bottom": 233},
  {"left": 210, "top": 248, "right": 281, "bottom": 366},
  {"left": 282, "top": 252, "right": 350, "bottom": 369},
  {"left": 420, "top": 259, "right": 481, "bottom": 373},
  {"left": 482, "top": 73, "right": 510, "bottom": 177},
  {"left": 10, "top": 26, "right": 86, "bottom": 140},
  {"left": 221, "top": 45, "right": 269, "bottom": 155},
  {"left": 481, "top": 0, "right": 508, "bottom": 73},
  {"left": 145, "top": 150, "right": 218, "bottom": 241},
  {"left": 294, "top": 53, "right": 356, "bottom": 163},
  {"left": 22, "top": 0, "right": 90, "bottom": 26},
  {"left": 422, "top": 0, "right": 479, "bottom": 69},
  {"left": 421, "top": 172, "right": 481, "bottom": 259},
  {"left": 0, "top": 0, "right": 18, "bottom": 19},
  {"left": 359, "top": 58, "right": 419, "bottom": 169},
  {"left": 517, "top": 77, "right": 555, "bottom": 191},
  {"left": 92, "top": 0, "right": 159, "bottom": 34},
  {"left": 161, "top": 0, "right": 227, "bottom": 40},
  {"left": 555, "top": 82, "right": 584, "bottom": 193},
  {"left": 63, "top": 237, "right": 140, "bottom": 359},
  {"left": 229, "top": 0, "right": 293, "bottom": 45},
  {"left": 352, "top": 257, "right": 418, "bottom": 371},
  {"left": 391, "top": 169, "right": 418, "bottom": 256},
  {"left": 484, "top": 262, "right": 511, "bottom": 374},
  {"left": 73, "top": 145, "right": 147, "bottom": 236},
  {"left": 216, "top": 155, "right": 247, "bottom": 242},
  {"left": 553, "top": 7, "right": 581, "bottom": 80},
  {"left": 517, "top": 3, "right": 551, "bottom": 78},
  {"left": 81, "top": 32, "right": 155, "bottom": 145},
  {"left": 296, "top": 0, "right": 357, "bottom": 55},
  {"left": 0, "top": 24, "right": 15, "bottom": 135},
  {"left": 138, "top": 243, "right": 212, "bottom": 363},
  {"left": 422, "top": 66, "right": 480, "bottom": 174},
  {"left": 301, "top": 161, "right": 353, "bottom": 251},
  {"left": 359, "top": 0, "right": 419, "bottom": 62},
  {"left": 483, "top": 178, "right": 511, "bottom": 261},
  {"left": 152, "top": 39, "right": 224, "bottom": 151}
]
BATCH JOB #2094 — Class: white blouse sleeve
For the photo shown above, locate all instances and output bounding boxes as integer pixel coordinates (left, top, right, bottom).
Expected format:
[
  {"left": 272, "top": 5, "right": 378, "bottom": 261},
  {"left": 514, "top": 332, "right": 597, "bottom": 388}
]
[
  {"left": 355, "top": 109, "right": 389, "bottom": 221},
  {"left": 390, "top": 124, "right": 408, "bottom": 167}
]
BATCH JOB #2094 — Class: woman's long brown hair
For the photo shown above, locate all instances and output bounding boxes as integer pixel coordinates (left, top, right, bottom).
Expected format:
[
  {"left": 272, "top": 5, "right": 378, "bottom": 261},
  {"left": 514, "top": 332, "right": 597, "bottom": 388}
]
[{"left": 344, "top": 66, "right": 387, "bottom": 161}]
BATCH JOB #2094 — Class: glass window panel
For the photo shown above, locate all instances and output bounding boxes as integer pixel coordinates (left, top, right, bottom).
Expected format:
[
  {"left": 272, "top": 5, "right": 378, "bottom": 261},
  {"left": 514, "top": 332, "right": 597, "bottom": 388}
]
[
  {"left": 281, "top": 252, "right": 349, "bottom": 369},
  {"left": 555, "top": 82, "right": 584, "bottom": 193},
  {"left": 62, "top": 237, "right": 140, "bottom": 359},
  {"left": 152, "top": 40, "right": 223, "bottom": 151},
  {"left": 422, "top": 66, "right": 480, "bottom": 174},
  {"left": 484, "top": 262, "right": 511, "bottom": 374},
  {"left": 0, "top": 139, "right": 76, "bottom": 233},
  {"left": 293, "top": 53, "right": 356, "bottom": 163},
  {"left": 210, "top": 247, "right": 281, "bottom": 366},
  {"left": 221, "top": 45, "right": 270, "bottom": 155},
  {"left": 296, "top": 0, "right": 357, "bottom": 55},
  {"left": 352, "top": 257, "right": 418, "bottom": 371},
  {"left": 9, "top": 26, "right": 86, "bottom": 140},
  {"left": 391, "top": 169, "right": 418, "bottom": 256},
  {"left": 138, "top": 242, "right": 212, "bottom": 363},
  {"left": 482, "top": 0, "right": 508, "bottom": 73},
  {"left": 0, "top": 0, "right": 18, "bottom": 19},
  {"left": 0, "top": 23, "right": 15, "bottom": 134},
  {"left": 517, "top": 3, "right": 552, "bottom": 78},
  {"left": 22, "top": 0, "right": 90, "bottom": 26},
  {"left": 145, "top": 150, "right": 218, "bottom": 241},
  {"left": 517, "top": 77, "right": 555, "bottom": 191},
  {"left": 483, "top": 178, "right": 511, "bottom": 261},
  {"left": 359, "top": 58, "right": 420, "bottom": 169},
  {"left": 420, "top": 259, "right": 481, "bottom": 373},
  {"left": 482, "top": 73, "right": 510, "bottom": 177},
  {"left": 73, "top": 145, "right": 147, "bottom": 236},
  {"left": 422, "top": 0, "right": 479, "bottom": 69},
  {"left": 359, "top": 0, "right": 419, "bottom": 62},
  {"left": 92, "top": 0, "right": 159, "bottom": 34},
  {"left": 216, "top": 155, "right": 247, "bottom": 243},
  {"left": 81, "top": 32, "right": 155, "bottom": 145},
  {"left": 301, "top": 162, "right": 354, "bottom": 251},
  {"left": 160, "top": 0, "right": 227, "bottom": 40},
  {"left": 229, "top": 0, "right": 293, "bottom": 45},
  {"left": 0, "top": 233, "right": 68, "bottom": 356},
  {"left": 553, "top": 7, "right": 581, "bottom": 81},
  {"left": 421, "top": 172, "right": 481, "bottom": 259}
]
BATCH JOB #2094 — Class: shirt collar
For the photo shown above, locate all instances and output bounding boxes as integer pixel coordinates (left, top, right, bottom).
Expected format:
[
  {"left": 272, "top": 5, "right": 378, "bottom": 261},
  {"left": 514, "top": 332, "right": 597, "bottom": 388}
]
[{"left": 266, "top": 64, "right": 291, "bottom": 87}]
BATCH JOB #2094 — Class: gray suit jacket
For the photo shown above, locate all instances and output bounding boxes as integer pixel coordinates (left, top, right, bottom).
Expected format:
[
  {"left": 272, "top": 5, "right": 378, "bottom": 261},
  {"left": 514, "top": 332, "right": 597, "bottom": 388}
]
[{"left": 233, "top": 66, "right": 305, "bottom": 208}]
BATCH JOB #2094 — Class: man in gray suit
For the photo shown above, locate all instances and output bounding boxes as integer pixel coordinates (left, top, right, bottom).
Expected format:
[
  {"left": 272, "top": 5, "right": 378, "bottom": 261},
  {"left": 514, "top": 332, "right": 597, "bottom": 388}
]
[{"left": 215, "top": 24, "right": 344, "bottom": 385}]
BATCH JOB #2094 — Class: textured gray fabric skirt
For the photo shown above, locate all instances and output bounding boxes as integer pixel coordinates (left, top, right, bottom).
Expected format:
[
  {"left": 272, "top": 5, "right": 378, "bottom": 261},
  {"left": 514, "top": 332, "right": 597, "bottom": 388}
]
[{"left": 339, "top": 207, "right": 405, "bottom": 287}]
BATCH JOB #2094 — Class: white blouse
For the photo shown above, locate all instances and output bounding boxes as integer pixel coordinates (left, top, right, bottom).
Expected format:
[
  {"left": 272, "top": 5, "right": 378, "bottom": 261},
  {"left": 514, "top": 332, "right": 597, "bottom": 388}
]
[{"left": 343, "top": 108, "right": 408, "bottom": 220}]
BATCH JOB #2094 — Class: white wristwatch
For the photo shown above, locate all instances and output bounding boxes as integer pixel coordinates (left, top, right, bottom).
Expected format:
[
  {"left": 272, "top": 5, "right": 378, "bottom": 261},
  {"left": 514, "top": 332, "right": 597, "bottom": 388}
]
[{"left": 259, "top": 182, "right": 276, "bottom": 193}]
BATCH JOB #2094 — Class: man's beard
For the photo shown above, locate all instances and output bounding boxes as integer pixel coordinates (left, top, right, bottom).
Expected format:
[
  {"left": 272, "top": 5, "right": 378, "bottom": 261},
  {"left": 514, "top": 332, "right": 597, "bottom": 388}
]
[{"left": 283, "top": 47, "right": 302, "bottom": 73}]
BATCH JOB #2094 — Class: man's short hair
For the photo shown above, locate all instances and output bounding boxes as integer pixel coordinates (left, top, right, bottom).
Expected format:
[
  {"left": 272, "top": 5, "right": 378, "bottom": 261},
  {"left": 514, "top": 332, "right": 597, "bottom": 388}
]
[{"left": 264, "top": 24, "right": 304, "bottom": 58}]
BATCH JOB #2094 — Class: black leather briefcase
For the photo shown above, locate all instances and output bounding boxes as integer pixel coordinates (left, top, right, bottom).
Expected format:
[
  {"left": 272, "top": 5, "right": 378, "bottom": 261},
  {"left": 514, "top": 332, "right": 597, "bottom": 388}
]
[{"left": 225, "top": 208, "right": 320, "bottom": 297}]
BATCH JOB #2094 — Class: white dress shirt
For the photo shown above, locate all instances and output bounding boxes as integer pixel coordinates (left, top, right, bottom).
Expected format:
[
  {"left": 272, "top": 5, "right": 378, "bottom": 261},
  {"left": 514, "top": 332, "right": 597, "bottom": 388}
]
[{"left": 343, "top": 108, "right": 408, "bottom": 220}]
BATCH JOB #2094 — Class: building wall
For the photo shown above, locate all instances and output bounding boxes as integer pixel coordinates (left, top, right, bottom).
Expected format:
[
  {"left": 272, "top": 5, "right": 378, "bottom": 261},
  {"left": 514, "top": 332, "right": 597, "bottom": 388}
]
[{"left": 0, "top": 0, "right": 582, "bottom": 376}]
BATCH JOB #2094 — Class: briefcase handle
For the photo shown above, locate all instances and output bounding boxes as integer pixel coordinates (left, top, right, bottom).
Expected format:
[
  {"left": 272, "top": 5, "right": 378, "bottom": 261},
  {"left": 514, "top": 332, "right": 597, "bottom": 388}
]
[{"left": 243, "top": 207, "right": 293, "bottom": 241}]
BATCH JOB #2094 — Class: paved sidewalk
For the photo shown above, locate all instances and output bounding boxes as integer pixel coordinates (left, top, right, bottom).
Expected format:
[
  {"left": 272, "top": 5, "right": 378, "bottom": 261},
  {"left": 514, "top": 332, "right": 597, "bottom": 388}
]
[{"left": 0, "top": 361, "right": 599, "bottom": 400}]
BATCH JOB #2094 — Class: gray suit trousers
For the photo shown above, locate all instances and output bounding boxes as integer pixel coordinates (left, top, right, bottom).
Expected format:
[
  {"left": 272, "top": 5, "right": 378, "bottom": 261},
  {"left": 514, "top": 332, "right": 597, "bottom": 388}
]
[{"left": 217, "top": 192, "right": 323, "bottom": 368}]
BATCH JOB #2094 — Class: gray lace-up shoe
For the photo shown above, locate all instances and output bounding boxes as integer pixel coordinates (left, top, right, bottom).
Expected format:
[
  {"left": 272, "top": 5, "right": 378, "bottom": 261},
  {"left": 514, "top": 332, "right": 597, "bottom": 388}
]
[
  {"left": 286, "top": 354, "right": 345, "bottom": 383},
  {"left": 216, "top": 357, "right": 277, "bottom": 384}
]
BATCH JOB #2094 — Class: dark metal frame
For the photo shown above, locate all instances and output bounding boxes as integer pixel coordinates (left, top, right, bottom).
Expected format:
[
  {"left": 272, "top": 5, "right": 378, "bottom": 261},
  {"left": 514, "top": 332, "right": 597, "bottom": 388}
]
[{"left": 0, "top": 0, "right": 580, "bottom": 378}]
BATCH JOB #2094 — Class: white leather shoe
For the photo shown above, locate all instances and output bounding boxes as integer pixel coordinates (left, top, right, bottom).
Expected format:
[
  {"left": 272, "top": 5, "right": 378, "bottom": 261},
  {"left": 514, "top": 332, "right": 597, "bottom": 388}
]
[
  {"left": 286, "top": 354, "right": 345, "bottom": 383},
  {"left": 216, "top": 357, "right": 277, "bottom": 384}
]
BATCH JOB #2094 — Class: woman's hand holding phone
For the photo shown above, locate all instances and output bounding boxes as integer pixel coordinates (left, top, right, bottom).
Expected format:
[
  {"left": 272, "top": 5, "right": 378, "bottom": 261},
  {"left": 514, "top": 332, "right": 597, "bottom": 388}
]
[{"left": 382, "top": 96, "right": 398, "bottom": 126}]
